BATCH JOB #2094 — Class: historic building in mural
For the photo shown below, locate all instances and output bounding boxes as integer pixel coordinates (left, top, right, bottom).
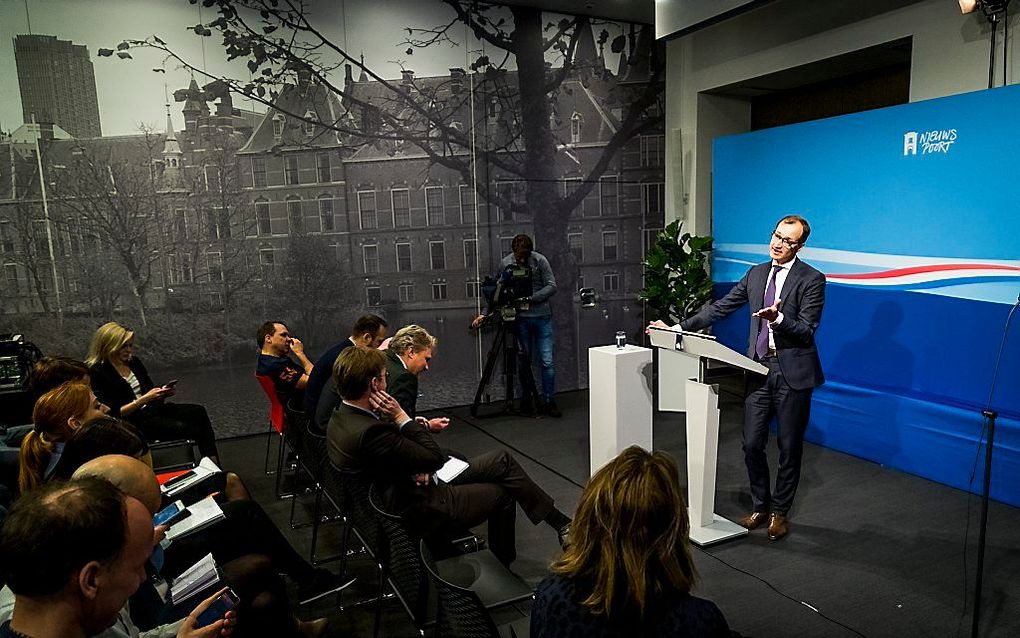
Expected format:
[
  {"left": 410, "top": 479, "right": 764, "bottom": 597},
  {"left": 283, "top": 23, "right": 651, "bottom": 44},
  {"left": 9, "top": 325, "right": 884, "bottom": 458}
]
[{"left": 0, "top": 21, "right": 663, "bottom": 381}]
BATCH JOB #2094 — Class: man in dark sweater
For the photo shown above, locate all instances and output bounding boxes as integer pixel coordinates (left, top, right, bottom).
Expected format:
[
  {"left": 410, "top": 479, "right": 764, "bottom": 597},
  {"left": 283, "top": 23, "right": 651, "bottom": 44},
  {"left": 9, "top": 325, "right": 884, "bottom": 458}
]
[{"left": 256, "top": 320, "right": 314, "bottom": 406}]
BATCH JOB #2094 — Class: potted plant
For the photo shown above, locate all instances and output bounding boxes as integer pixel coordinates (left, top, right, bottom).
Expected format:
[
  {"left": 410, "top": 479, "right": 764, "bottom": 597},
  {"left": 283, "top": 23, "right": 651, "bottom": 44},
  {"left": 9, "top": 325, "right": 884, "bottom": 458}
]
[
  {"left": 639, "top": 220, "right": 714, "bottom": 411},
  {"left": 639, "top": 219, "right": 713, "bottom": 323}
]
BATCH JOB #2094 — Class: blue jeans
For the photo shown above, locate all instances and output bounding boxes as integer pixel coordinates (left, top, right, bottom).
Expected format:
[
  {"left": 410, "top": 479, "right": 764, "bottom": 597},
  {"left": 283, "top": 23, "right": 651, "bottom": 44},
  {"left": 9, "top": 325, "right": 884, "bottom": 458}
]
[{"left": 516, "top": 315, "right": 555, "bottom": 402}]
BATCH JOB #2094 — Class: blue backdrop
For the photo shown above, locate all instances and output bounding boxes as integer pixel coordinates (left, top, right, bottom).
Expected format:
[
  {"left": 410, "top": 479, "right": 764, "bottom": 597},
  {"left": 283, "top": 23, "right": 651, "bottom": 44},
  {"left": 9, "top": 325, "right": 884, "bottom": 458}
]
[{"left": 712, "top": 84, "right": 1020, "bottom": 506}]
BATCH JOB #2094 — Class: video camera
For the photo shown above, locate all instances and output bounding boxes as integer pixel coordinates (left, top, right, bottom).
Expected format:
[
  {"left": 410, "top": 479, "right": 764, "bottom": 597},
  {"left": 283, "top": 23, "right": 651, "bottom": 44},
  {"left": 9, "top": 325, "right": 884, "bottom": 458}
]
[
  {"left": 481, "top": 263, "right": 533, "bottom": 322},
  {"left": 0, "top": 334, "right": 42, "bottom": 429},
  {"left": 0, "top": 334, "right": 40, "bottom": 393}
]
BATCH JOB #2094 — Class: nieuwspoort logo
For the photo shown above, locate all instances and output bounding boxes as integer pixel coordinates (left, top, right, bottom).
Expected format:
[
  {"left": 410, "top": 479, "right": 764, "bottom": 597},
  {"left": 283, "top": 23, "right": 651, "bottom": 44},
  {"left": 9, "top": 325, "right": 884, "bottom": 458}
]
[{"left": 903, "top": 129, "right": 957, "bottom": 156}]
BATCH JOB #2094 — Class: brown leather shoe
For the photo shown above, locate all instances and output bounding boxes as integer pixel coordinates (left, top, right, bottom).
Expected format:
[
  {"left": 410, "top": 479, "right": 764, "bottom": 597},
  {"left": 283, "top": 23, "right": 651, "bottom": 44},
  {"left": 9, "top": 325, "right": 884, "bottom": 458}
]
[
  {"left": 767, "top": 513, "right": 789, "bottom": 540},
  {"left": 738, "top": 511, "right": 769, "bottom": 530}
]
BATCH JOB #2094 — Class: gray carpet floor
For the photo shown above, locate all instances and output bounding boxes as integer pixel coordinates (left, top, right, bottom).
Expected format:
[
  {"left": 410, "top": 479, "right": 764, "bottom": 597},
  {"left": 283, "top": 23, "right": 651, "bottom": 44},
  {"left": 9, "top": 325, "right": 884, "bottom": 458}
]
[{"left": 218, "top": 376, "right": 1020, "bottom": 637}]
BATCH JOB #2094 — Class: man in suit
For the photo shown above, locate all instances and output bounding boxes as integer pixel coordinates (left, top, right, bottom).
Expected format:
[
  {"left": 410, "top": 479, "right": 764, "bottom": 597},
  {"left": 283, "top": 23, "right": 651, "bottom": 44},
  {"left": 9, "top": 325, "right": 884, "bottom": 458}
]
[
  {"left": 326, "top": 347, "right": 572, "bottom": 565},
  {"left": 384, "top": 324, "right": 450, "bottom": 433},
  {"left": 654, "top": 215, "right": 825, "bottom": 541},
  {"left": 306, "top": 315, "right": 389, "bottom": 431}
]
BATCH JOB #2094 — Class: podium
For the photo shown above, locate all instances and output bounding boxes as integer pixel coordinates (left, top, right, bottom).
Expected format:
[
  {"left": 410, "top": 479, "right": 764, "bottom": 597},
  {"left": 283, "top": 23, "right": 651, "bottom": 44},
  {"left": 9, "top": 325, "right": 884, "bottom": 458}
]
[{"left": 648, "top": 326, "right": 768, "bottom": 546}]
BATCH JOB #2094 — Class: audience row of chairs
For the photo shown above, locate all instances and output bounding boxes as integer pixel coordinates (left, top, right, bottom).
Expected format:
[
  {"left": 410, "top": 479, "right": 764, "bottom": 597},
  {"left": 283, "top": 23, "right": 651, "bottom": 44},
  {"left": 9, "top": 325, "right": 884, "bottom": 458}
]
[{"left": 256, "top": 377, "right": 533, "bottom": 637}]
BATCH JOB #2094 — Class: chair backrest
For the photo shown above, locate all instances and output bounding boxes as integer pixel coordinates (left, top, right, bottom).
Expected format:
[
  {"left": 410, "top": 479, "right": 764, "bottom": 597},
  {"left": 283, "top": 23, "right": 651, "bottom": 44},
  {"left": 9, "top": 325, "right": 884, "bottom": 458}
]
[
  {"left": 420, "top": 539, "right": 502, "bottom": 638},
  {"left": 369, "top": 484, "right": 433, "bottom": 629},
  {"left": 255, "top": 373, "right": 286, "bottom": 433},
  {"left": 321, "top": 464, "right": 384, "bottom": 561}
]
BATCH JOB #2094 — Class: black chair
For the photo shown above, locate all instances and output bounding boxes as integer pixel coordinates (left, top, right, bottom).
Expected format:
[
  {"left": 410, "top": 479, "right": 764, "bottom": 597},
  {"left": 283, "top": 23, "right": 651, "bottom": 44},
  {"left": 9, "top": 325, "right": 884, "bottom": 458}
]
[
  {"left": 368, "top": 485, "right": 436, "bottom": 634},
  {"left": 321, "top": 464, "right": 392, "bottom": 634},
  {"left": 301, "top": 424, "right": 346, "bottom": 565},
  {"left": 282, "top": 403, "right": 326, "bottom": 529},
  {"left": 368, "top": 486, "right": 534, "bottom": 637},
  {"left": 150, "top": 438, "right": 198, "bottom": 473},
  {"left": 421, "top": 540, "right": 532, "bottom": 638}
]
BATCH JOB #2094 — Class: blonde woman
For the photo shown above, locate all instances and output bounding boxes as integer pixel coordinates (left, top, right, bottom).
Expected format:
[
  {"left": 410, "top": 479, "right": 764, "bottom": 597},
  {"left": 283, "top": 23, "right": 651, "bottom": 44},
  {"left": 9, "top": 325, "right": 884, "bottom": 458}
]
[
  {"left": 531, "top": 446, "right": 731, "bottom": 637},
  {"left": 86, "top": 321, "right": 219, "bottom": 462},
  {"left": 18, "top": 381, "right": 108, "bottom": 493}
]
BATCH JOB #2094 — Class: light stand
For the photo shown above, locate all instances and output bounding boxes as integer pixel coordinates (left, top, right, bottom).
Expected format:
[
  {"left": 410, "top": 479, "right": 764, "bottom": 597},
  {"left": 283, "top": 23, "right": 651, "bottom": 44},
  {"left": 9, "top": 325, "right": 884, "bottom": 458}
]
[
  {"left": 970, "top": 297, "right": 1018, "bottom": 638},
  {"left": 961, "top": 0, "right": 1013, "bottom": 87},
  {"left": 959, "top": 5, "right": 1015, "bottom": 633}
]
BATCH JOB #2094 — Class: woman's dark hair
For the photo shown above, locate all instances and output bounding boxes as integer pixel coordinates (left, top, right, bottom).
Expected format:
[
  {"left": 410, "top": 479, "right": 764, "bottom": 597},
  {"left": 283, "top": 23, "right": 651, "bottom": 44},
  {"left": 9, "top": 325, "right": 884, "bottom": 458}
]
[
  {"left": 551, "top": 446, "right": 697, "bottom": 620},
  {"left": 50, "top": 417, "right": 149, "bottom": 481},
  {"left": 30, "top": 356, "right": 90, "bottom": 399}
]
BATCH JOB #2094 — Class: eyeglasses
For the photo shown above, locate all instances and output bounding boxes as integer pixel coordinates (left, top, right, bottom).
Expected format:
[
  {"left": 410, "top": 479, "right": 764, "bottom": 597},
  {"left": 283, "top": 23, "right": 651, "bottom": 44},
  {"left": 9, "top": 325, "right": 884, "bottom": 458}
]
[{"left": 772, "top": 231, "right": 802, "bottom": 249}]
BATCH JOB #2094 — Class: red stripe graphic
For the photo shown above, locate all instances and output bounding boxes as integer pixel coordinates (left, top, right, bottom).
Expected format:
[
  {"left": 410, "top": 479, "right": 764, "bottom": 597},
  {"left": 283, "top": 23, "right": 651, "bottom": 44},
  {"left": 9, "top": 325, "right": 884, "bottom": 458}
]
[{"left": 827, "top": 263, "right": 1020, "bottom": 280}]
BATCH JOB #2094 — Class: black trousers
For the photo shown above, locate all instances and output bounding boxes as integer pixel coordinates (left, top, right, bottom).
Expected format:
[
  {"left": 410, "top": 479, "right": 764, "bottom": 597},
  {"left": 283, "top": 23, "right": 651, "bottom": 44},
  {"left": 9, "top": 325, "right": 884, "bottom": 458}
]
[
  {"left": 134, "top": 402, "right": 219, "bottom": 460},
  {"left": 416, "top": 449, "right": 555, "bottom": 565},
  {"left": 161, "top": 498, "right": 315, "bottom": 585},
  {"left": 743, "top": 357, "right": 813, "bottom": 516}
]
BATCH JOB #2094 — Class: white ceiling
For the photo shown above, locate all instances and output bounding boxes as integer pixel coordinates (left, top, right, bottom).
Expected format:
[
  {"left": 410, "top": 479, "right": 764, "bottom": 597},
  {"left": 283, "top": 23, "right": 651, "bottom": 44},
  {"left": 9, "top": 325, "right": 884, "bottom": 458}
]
[{"left": 497, "top": 0, "right": 654, "bottom": 25}]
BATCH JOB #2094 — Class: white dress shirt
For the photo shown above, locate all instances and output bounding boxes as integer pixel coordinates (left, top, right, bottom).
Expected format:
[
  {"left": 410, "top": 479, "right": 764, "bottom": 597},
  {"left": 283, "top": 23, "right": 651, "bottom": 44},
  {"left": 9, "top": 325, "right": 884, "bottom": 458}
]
[{"left": 765, "top": 257, "right": 796, "bottom": 351}]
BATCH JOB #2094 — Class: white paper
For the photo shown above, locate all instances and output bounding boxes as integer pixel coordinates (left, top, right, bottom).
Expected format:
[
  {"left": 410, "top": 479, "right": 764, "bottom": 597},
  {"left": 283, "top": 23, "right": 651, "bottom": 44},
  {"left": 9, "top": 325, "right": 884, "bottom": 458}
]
[
  {"left": 170, "top": 553, "right": 220, "bottom": 603},
  {"left": 165, "top": 495, "right": 225, "bottom": 541},
  {"left": 160, "top": 457, "right": 222, "bottom": 497},
  {"left": 435, "top": 456, "right": 469, "bottom": 483}
]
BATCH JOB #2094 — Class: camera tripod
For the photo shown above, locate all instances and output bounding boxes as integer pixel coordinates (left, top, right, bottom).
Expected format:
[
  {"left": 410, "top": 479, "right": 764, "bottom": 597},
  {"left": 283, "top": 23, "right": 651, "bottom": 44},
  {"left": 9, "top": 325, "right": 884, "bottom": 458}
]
[{"left": 470, "top": 316, "right": 541, "bottom": 418}]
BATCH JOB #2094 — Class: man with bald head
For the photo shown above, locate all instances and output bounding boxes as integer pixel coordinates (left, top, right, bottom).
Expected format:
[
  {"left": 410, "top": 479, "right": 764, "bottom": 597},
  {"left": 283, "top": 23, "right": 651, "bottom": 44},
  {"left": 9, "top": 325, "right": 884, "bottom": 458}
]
[
  {"left": 69, "top": 455, "right": 328, "bottom": 637},
  {"left": 73, "top": 454, "right": 163, "bottom": 515},
  {"left": 0, "top": 477, "right": 232, "bottom": 638}
]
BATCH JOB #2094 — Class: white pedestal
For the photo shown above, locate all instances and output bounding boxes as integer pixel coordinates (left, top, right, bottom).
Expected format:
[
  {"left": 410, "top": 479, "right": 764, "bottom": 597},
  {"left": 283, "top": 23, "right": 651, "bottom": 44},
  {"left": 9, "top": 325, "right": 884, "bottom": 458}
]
[
  {"left": 685, "top": 380, "right": 747, "bottom": 545},
  {"left": 687, "top": 511, "right": 748, "bottom": 546},
  {"left": 588, "top": 345, "right": 653, "bottom": 476},
  {"left": 657, "top": 349, "right": 700, "bottom": 412}
]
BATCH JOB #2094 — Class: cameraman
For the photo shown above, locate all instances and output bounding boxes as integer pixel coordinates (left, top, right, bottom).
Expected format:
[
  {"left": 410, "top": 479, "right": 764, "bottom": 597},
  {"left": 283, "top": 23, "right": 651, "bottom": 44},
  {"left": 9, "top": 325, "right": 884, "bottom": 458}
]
[{"left": 471, "top": 234, "right": 561, "bottom": 417}]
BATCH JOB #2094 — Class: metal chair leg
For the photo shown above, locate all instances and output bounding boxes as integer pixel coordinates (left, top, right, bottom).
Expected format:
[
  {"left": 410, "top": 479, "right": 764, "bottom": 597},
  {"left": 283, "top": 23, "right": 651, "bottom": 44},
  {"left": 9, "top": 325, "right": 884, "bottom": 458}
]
[
  {"left": 263, "top": 423, "right": 276, "bottom": 475},
  {"left": 372, "top": 566, "right": 384, "bottom": 638},
  {"left": 274, "top": 432, "right": 299, "bottom": 499},
  {"left": 308, "top": 486, "right": 344, "bottom": 565}
]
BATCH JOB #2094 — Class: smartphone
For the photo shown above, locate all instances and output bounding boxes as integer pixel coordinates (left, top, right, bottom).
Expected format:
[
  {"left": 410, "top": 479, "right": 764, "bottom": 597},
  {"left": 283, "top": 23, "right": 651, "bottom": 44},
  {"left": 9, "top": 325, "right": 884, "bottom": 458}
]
[
  {"left": 162, "top": 469, "right": 196, "bottom": 488},
  {"left": 195, "top": 588, "right": 240, "bottom": 628},
  {"left": 163, "top": 379, "right": 179, "bottom": 388},
  {"left": 153, "top": 500, "right": 187, "bottom": 526}
]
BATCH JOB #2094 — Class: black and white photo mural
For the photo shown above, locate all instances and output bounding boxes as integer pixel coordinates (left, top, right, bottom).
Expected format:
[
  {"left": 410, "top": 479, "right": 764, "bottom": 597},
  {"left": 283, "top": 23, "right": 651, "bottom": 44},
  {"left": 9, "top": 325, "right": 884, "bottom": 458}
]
[{"left": 0, "top": 0, "right": 664, "bottom": 436}]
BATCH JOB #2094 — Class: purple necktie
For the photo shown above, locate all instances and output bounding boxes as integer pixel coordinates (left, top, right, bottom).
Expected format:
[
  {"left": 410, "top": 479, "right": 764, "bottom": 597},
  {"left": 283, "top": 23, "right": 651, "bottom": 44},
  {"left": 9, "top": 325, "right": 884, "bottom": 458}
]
[{"left": 755, "top": 265, "right": 782, "bottom": 359}]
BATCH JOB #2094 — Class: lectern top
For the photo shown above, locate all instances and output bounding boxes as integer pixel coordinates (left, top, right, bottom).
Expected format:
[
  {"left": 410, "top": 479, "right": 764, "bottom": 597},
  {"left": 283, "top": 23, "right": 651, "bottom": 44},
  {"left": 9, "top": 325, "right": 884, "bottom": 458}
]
[
  {"left": 646, "top": 325, "right": 717, "bottom": 340},
  {"left": 647, "top": 326, "right": 767, "bottom": 375}
]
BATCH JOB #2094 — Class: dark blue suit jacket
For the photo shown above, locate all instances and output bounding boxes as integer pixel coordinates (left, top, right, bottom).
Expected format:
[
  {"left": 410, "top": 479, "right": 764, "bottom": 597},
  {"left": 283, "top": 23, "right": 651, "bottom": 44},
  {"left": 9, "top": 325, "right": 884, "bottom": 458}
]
[
  {"left": 304, "top": 337, "right": 357, "bottom": 415},
  {"left": 681, "top": 258, "right": 826, "bottom": 391}
]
